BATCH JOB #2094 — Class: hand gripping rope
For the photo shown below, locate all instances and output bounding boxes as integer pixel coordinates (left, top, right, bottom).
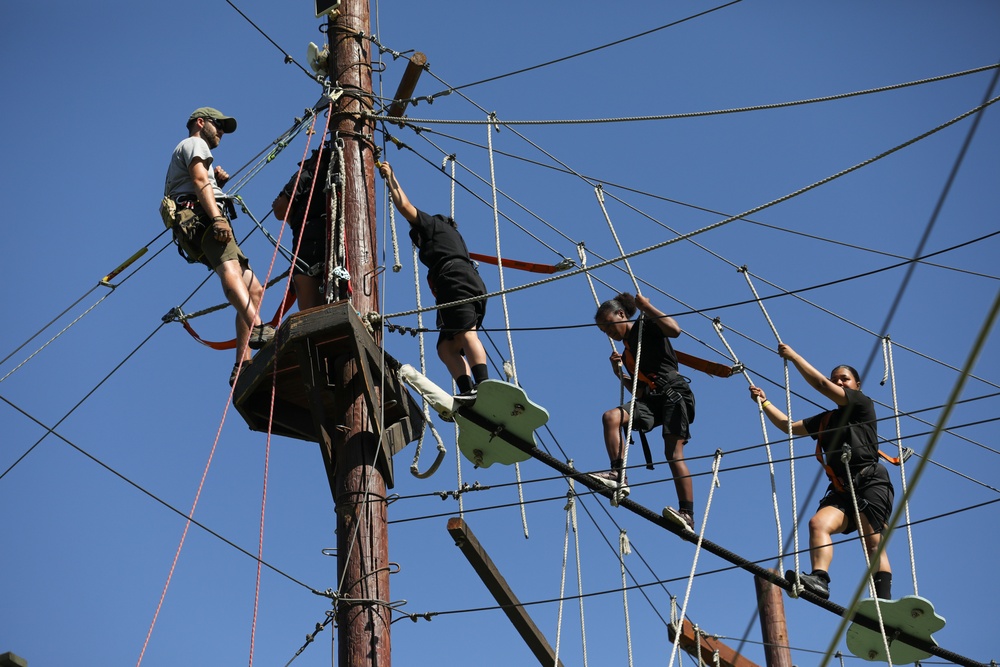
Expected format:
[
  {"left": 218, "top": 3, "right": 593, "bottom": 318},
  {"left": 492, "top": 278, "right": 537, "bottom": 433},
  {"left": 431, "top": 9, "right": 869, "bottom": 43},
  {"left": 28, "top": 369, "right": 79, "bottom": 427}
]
[
  {"left": 739, "top": 266, "right": 804, "bottom": 591},
  {"left": 712, "top": 318, "right": 785, "bottom": 573}
]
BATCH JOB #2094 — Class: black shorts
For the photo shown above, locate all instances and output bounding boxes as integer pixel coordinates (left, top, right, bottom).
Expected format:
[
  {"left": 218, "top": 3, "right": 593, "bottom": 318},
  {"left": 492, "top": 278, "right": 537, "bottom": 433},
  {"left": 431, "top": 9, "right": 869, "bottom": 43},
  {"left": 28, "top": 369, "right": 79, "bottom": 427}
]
[
  {"left": 818, "top": 463, "right": 895, "bottom": 535},
  {"left": 623, "top": 379, "right": 695, "bottom": 443},
  {"left": 432, "top": 260, "right": 487, "bottom": 346},
  {"left": 291, "top": 221, "right": 326, "bottom": 277}
]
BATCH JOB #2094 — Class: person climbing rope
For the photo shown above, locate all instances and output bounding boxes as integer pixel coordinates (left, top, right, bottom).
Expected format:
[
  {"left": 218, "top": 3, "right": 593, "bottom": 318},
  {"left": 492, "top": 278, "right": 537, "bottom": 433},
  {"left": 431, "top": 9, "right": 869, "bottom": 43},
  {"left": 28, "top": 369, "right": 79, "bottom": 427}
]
[
  {"left": 271, "top": 140, "right": 331, "bottom": 310},
  {"left": 162, "top": 107, "right": 274, "bottom": 385},
  {"left": 378, "top": 161, "right": 488, "bottom": 401},
  {"left": 749, "top": 343, "right": 894, "bottom": 601},
  {"left": 592, "top": 292, "right": 697, "bottom": 529}
]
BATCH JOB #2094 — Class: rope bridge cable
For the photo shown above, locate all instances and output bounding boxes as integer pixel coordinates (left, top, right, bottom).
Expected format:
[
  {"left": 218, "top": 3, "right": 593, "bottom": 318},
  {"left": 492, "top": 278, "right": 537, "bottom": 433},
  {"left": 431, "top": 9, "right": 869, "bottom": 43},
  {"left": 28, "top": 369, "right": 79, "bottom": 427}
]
[
  {"left": 0, "top": 237, "right": 165, "bottom": 384},
  {"left": 376, "top": 53, "right": 997, "bottom": 121},
  {"left": 619, "top": 529, "right": 635, "bottom": 667},
  {"left": 713, "top": 319, "right": 785, "bottom": 573},
  {"left": 400, "top": 122, "right": 1000, "bottom": 284},
  {"left": 739, "top": 266, "right": 804, "bottom": 587},
  {"left": 381, "top": 93, "right": 1000, "bottom": 321}
]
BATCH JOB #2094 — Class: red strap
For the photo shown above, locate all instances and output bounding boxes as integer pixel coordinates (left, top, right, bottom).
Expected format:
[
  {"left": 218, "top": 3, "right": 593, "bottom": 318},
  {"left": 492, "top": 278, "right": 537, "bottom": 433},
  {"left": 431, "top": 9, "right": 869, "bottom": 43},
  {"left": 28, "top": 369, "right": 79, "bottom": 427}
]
[
  {"left": 468, "top": 252, "right": 561, "bottom": 274},
  {"left": 180, "top": 289, "right": 297, "bottom": 350}
]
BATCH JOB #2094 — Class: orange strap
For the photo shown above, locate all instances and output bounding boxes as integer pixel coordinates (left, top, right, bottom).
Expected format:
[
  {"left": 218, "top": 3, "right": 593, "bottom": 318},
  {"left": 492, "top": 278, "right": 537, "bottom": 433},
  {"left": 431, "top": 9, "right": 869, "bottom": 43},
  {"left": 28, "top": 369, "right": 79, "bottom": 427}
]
[
  {"left": 468, "top": 252, "right": 561, "bottom": 274},
  {"left": 675, "top": 350, "right": 736, "bottom": 378},
  {"left": 181, "top": 289, "right": 297, "bottom": 351}
]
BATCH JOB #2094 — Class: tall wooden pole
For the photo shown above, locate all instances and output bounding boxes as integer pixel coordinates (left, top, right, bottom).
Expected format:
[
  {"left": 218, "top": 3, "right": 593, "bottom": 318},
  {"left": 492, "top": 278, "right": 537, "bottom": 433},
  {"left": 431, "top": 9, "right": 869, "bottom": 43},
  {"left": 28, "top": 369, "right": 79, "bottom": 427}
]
[
  {"left": 326, "top": 1, "right": 387, "bottom": 666},
  {"left": 754, "top": 570, "right": 792, "bottom": 667}
]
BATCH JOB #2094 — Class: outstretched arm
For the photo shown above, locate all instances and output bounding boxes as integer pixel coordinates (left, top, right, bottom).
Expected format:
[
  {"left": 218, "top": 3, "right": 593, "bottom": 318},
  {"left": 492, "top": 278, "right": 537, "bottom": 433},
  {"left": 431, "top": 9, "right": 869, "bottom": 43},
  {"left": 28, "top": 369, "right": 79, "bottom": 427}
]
[
  {"left": 378, "top": 161, "right": 418, "bottom": 223},
  {"left": 635, "top": 294, "right": 681, "bottom": 338},
  {"left": 778, "top": 343, "right": 847, "bottom": 406}
]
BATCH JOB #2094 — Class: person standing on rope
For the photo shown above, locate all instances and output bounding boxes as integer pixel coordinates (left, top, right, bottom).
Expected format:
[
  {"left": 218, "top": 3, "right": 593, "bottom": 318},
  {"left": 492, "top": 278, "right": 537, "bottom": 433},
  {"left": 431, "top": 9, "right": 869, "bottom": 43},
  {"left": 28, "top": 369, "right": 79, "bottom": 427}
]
[
  {"left": 271, "top": 141, "right": 331, "bottom": 310},
  {"left": 593, "top": 292, "right": 696, "bottom": 529},
  {"left": 163, "top": 107, "right": 274, "bottom": 386},
  {"left": 378, "top": 161, "right": 489, "bottom": 400},
  {"left": 749, "top": 344, "right": 893, "bottom": 601}
]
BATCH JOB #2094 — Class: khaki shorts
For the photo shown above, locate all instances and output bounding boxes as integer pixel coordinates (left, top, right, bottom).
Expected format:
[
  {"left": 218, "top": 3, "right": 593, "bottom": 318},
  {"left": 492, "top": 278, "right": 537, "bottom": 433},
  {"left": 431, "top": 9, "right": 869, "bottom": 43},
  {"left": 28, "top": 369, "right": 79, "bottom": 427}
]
[{"left": 175, "top": 208, "right": 249, "bottom": 270}]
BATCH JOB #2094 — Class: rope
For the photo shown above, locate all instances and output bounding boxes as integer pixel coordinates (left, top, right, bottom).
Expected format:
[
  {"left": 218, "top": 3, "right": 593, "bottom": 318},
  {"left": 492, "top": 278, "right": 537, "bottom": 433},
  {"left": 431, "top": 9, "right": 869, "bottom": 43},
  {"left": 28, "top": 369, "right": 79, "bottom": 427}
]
[
  {"left": 667, "top": 449, "right": 723, "bottom": 667},
  {"left": 387, "top": 187, "right": 402, "bottom": 272},
  {"left": 739, "top": 267, "right": 803, "bottom": 585},
  {"left": 409, "top": 242, "right": 447, "bottom": 479},
  {"left": 577, "top": 243, "right": 624, "bottom": 408},
  {"left": 374, "top": 63, "right": 1000, "bottom": 126},
  {"left": 555, "top": 488, "right": 573, "bottom": 666},
  {"left": 382, "top": 92, "right": 1000, "bottom": 323},
  {"left": 842, "top": 447, "right": 893, "bottom": 666},
  {"left": 884, "top": 336, "right": 919, "bottom": 595},
  {"left": 713, "top": 319, "right": 784, "bottom": 573},
  {"left": 570, "top": 471, "right": 590, "bottom": 667},
  {"left": 595, "top": 184, "right": 644, "bottom": 502},
  {"left": 619, "top": 528, "right": 634, "bottom": 667},
  {"left": 485, "top": 112, "right": 529, "bottom": 538}
]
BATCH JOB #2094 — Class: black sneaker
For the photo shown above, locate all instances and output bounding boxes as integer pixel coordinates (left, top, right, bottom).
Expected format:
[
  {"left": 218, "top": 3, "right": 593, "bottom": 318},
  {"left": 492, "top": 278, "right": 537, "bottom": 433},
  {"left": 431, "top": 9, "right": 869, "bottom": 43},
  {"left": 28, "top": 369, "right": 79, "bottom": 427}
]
[
  {"left": 663, "top": 506, "right": 695, "bottom": 531},
  {"left": 452, "top": 389, "right": 478, "bottom": 407},
  {"left": 248, "top": 323, "right": 275, "bottom": 350},
  {"left": 786, "top": 570, "right": 830, "bottom": 600},
  {"left": 587, "top": 470, "right": 629, "bottom": 498}
]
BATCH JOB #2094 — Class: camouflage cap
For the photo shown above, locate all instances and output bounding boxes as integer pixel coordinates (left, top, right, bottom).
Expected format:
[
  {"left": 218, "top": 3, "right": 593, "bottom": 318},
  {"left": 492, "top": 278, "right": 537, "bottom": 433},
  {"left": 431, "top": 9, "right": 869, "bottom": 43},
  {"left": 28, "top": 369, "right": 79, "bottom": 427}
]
[{"left": 188, "top": 107, "right": 237, "bottom": 134}]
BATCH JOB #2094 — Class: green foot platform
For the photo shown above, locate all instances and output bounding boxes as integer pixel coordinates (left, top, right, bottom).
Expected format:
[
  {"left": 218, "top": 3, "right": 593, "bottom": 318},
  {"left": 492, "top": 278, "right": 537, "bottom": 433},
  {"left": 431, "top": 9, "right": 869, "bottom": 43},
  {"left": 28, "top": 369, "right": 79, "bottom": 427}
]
[
  {"left": 847, "top": 595, "right": 945, "bottom": 663},
  {"left": 454, "top": 379, "right": 548, "bottom": 468}
]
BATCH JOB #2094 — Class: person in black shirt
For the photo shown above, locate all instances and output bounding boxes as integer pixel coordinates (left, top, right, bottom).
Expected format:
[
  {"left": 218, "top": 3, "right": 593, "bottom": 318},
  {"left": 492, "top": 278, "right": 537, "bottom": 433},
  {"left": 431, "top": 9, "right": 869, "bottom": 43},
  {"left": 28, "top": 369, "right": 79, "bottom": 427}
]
[
  {"left": 593, "top": 292, "right": 696, "bottom": 529},
  {"left": 379, "top": 162, "right": 488, "bottom": 398},
  {"left": 749, "top": 344, "right": 894, "bottom": 601},
  {"left": 272, "top": 143, "right": 331, "bottom": 310}
]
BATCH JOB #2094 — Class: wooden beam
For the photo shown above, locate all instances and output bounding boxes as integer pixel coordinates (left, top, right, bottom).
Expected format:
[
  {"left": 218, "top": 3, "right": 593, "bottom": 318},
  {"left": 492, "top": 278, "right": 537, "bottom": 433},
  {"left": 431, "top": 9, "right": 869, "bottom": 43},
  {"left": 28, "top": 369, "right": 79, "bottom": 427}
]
[
  {"left": 667, "top": 618, "right": 760, "bottom": 667},
  {"left": 387, "top": 52, "right": 427, "bottom": 121},
  {"left": 447, "top": 518, "right": 566, "bottom": 667}
]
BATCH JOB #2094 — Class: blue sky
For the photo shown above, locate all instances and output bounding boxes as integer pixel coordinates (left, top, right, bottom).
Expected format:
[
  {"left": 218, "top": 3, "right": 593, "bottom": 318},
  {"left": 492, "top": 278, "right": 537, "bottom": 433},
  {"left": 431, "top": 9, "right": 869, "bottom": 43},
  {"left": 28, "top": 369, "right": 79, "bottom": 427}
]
[{"left": 1, "top": 1, "right": 998, "bottom": 666}]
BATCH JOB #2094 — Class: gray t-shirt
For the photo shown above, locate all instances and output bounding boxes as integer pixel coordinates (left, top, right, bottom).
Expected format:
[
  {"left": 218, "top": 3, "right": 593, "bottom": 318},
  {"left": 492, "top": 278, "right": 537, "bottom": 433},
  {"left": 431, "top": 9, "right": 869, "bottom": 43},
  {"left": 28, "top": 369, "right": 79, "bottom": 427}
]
[{"left": 163, "top": 136, "right": 223, "bottom": 199}]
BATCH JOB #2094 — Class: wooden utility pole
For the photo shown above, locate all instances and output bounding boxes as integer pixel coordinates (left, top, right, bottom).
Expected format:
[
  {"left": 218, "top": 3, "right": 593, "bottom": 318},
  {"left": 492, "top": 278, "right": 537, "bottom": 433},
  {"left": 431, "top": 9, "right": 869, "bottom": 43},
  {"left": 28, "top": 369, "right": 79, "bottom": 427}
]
[
  {"left": 754, "top": 571, "right": 792, "bottom": 667},
  {"left": 328, "top": 1, "right": 385, "bottom": 666}
]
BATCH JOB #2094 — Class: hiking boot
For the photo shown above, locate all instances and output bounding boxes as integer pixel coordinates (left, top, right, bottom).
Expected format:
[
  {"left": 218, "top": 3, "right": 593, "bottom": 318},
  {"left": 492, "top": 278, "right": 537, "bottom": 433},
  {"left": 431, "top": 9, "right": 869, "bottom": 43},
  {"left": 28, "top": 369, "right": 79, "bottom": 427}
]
[
  {"left": 248, "top": 324, "right": 275, "bottom": 350},
  {"left": 229, "top": 359, "right": 252, "bottom": 387},
  {"left": 587, "top": 470, "right": 629, "bottom": 498},
  {"left": 786, "top": 570, "right": 830, "bottom": 600},
  {"left": 663, "top": 506, "right": 695, "bottom": 531}
]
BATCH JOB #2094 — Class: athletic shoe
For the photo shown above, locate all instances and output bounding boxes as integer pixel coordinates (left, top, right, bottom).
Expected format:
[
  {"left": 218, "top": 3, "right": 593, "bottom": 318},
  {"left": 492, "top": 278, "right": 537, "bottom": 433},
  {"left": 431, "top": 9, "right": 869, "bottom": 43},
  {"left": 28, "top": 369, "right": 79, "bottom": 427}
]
[
  {"left": 587, "top": 470, "right": 629, "bottom": 498},
  {"left": 249, "top": 324, "right": 275, "bottom": 349},
  {"left": 663, "top": 506, "right": 695, "bottom": 531},
  {"left": 786, "top": 570, "right": 830, "bottom": 600},
  {"left": 229, "top": 359, "right": 252, "bottom": 387},
  {"left": 452, "top": 389, "right": 478, "bottom": 407}
]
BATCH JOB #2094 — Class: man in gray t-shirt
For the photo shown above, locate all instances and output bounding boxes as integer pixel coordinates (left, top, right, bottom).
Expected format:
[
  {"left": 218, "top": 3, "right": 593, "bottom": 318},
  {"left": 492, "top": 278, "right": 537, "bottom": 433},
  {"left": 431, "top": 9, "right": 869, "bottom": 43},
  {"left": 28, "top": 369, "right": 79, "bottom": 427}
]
[{"left": 163, "top": 107, "right": 273, "bottom": 385}]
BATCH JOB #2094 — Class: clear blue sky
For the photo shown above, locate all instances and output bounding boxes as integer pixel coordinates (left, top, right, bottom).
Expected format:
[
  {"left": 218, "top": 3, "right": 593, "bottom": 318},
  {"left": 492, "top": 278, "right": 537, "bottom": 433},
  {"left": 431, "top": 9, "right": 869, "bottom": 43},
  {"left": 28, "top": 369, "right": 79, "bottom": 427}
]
[{"left": 1, "top": 2, "right": 998, "bottom": 666}]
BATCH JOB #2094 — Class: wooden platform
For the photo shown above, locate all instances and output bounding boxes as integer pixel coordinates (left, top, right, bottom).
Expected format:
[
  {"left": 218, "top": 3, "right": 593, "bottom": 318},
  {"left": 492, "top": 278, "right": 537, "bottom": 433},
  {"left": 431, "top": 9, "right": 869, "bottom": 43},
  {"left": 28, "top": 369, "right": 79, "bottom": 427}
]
[{"left": 232, "top": 301, "right": 424, "bottom": 488}]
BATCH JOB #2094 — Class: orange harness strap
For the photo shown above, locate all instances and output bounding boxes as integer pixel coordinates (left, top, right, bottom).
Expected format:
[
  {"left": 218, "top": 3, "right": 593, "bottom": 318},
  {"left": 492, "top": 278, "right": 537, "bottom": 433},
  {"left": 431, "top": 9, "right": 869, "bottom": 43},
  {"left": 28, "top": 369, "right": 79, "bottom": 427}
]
[
  {"left": 468, "top": 252, "right": 563, "bottom": 274},
  {"left": 675, "top": 350, "right": 736, "bottom": 378},
  {"left": 181, "top": 289, "right": 297, "bottom": 351}
]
